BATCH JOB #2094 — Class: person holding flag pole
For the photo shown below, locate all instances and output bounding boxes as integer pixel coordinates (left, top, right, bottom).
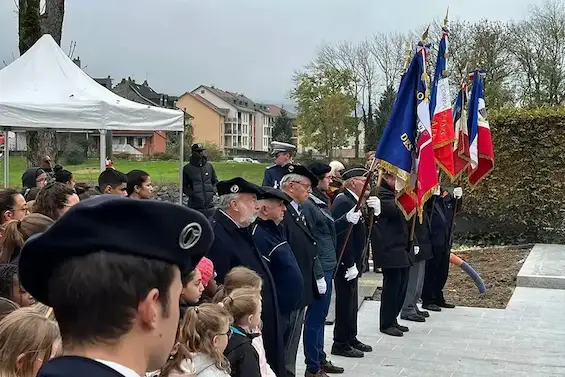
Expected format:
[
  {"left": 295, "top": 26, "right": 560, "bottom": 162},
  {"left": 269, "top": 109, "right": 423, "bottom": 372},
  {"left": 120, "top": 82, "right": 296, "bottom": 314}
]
[{"left": 372, "top": 27, "right": 439, "bottom": 337}]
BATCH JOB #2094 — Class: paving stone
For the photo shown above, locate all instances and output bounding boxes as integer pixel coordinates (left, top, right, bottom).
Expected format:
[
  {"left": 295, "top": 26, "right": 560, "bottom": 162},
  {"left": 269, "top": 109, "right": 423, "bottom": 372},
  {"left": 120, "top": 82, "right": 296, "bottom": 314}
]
[{"left": 517, "top": 244, "right": 565, "bottom": 289}]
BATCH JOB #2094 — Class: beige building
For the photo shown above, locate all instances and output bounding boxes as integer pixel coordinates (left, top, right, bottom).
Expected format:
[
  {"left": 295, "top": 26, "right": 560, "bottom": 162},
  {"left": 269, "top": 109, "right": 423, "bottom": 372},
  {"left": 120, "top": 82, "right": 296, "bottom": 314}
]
[{"left": 176, "top": 93, "right": 228, "bottom": 149}]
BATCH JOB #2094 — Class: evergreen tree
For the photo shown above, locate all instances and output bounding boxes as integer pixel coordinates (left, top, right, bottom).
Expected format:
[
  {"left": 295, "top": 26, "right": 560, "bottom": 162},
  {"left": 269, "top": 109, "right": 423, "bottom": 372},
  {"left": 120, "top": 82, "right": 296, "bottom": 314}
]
[
  {"left": 272, "top": 109, "right": 293, "bottom": 143},
  {"left": 372, "top": 84, "right": 397, "bottom": 150}
]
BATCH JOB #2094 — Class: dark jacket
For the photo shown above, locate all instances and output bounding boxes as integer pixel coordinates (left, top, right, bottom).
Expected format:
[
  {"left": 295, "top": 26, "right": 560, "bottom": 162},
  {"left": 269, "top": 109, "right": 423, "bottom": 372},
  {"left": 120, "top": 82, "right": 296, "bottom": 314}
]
[
  {"left": 428, "top": 191, "right": 462, "bottom": 254},
  {"left": 302, "top": 189, "right": 349, "bottom": 272},
  {"left": 21, "top": 168, "right": 44, "bottom": 200},
  {"left": 414, "top": 208, "right": 433, "bottom": 262},
  {"left": 262, "top": 164, "right": 287, "bottom": 189},
  {"left": 224, "top": 325, "right": 261, "bottom": 377},
  {"left": 207, "top": 210, "right": 284, "bottom": 377},
  {"left": 37, "top": 356, "right": 124, "bottom": 377},
  {"left": 331, "top": 190, "right": 366, "bottom": 273},
  {"left": 252, "top": 219, "right": 303, "bottom": 315},
  {"left": 183, "top": 155, "right": 218, "bottom": 211},
  {"left": 372, "top": 182, "right": 415, "bottom": 268},
  {"left": 281, "top": 203, "right": 321, "bottom": 308}
]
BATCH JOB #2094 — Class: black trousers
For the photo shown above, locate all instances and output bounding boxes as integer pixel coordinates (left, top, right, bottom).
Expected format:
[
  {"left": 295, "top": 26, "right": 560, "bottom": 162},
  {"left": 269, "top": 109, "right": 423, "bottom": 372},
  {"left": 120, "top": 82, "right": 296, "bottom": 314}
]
[
  {"left": 333, "top": 273, "right": 358, "bottom": 346},
  {"left": 380, "top": 267, "right": 410, "bottom": 330},
  {"left": 422, "top": 250, "right": 450, "bottom": 305}
]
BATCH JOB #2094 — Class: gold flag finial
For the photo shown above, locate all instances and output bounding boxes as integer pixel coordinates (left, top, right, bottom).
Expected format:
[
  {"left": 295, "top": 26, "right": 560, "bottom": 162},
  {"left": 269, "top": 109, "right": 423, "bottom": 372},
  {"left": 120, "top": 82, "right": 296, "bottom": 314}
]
[
  {"left": 444, "top": 7, "right": 450, "bottom": 27},
  {"left": 421, "top": 25, "right": 430, "bottom": 43}
]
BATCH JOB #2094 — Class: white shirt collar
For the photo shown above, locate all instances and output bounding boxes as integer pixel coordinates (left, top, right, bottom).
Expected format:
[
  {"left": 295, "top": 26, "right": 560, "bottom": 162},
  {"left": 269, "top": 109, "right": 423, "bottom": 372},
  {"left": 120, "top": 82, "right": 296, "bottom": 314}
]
[
  {"left": 96, "top": 360, "right": 141, "bottom": 377},
  {"left": 346, "top": 189, "right": 359, "bottom": 202},
  {"left": 290, "top": 201, "right": 300, "bottom": 213},
  {"left": 218, "top": 209, "right": 242, "bottom": 228}
]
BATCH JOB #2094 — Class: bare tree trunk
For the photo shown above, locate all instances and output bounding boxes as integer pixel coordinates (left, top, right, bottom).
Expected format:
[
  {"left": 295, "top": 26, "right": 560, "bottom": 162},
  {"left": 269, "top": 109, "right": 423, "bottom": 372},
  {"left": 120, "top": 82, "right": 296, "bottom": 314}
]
[{"left": 19, "top": 0, "right": 64, "bottom": 166}]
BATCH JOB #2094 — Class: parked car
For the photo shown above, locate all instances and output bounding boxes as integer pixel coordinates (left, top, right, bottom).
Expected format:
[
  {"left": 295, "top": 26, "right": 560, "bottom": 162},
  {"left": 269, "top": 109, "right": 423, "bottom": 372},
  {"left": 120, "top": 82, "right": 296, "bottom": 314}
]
[{"left": 231, "top": 157, "right": 260, "bottom": 164}]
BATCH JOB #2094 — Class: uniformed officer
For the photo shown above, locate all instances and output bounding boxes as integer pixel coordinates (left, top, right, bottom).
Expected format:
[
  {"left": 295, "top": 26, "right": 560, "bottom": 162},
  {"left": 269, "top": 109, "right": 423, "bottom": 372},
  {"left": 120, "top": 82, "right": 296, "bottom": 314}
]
[
  {"left": 279, "top": 164, "right": 321, "bottom": 377},
  {"left": 207, "top": 177, "right": 285, "bottom": 377},
  {"left": 331, "top": 167, "right": 380, "bottom": 357},
  {"left": 262, "top": 141, "right": 297, "bottom": 189},
  {"left": 17, "top": 195, "right": 214, "bottom": 377}
]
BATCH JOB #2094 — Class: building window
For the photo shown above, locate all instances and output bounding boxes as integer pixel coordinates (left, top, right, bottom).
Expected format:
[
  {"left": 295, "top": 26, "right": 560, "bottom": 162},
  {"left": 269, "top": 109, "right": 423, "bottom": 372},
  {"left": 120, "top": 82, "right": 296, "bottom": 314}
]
[
  {"left": 126, "top": 136, "right": 134, "bottom": 145},
  {"left": 136, "top": 137, "right": 145, "bottom": 148}
]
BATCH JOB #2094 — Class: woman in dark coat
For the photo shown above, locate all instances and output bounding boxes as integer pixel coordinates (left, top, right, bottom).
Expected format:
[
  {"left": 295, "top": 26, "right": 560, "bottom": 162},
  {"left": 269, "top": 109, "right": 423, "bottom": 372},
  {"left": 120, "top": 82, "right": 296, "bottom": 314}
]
[{"left": 371, "top": 171, "right": 414, "bottom": 337}]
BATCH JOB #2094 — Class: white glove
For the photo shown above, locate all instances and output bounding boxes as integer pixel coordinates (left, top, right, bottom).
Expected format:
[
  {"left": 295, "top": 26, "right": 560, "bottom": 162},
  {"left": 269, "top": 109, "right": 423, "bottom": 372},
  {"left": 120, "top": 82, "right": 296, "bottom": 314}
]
[
  {"left": 414, "top": 246, "right": 420, "bottom": 255},
  {"left": 366, "top": 196, "right": 381, "bottom": 216},
  {"left": 453, "top": 187, "right": 463, "bottom": 199},
  {"left": 346, "top": 207, "right": 362, "bottom": 224},
  {"left": 344, "top": 264, "right": 359, "bottom": 281},
  {"left": 433, "top": 186, "right": 441, "bottom": 196},
  {"left": 316, "top": 278, "right": 327, "bottom": 295}
]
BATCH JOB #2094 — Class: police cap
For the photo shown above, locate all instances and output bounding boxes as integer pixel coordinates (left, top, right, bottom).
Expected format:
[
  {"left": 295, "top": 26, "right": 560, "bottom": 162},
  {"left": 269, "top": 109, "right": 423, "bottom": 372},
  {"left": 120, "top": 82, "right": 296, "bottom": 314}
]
[
  {"left": 18, "top": 195, "right": 214, "bottom": 306},
  {"left": 270, "top": 141, "right": 296, "bottom": 156}
]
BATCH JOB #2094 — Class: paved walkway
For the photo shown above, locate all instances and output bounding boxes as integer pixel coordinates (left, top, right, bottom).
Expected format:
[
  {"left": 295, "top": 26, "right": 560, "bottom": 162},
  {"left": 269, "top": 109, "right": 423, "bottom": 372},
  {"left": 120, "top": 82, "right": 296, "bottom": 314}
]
[{"left": 295, "top": 245, "right": 565, "bottom": 377}]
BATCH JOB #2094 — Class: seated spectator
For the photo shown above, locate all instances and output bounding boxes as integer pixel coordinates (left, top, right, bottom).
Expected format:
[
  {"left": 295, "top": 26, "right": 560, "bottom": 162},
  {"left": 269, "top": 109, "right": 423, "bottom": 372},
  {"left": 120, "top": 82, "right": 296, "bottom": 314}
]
[
  {"left": 0, "top": 189, "right": 29, "bottom": 228},
  {"left": 96, "top": 168, "right": 127, "bottom": 196},
  {"left": 0, "top": 214, "right": 54, "bottom": 263},
  {"left": 54, "top": 165, "right": 75, "bottom": 187},
  {"left": 32, "top": 183, "right": 80, "bottom": 221},
  {"left": 0, "top": 264, "right": 34, "bottom": 308},
  {"left": 21, "top": 168, "right": 48, "bottom": 200},
  {"left": 0, "top": 297, "right": 18, "bottom": 321},
  {"left": 127, "top": 170, "right": 153, "bottom": 199},
  {"left": 0, "top": 306, "right": 61, "bottom": 377}
]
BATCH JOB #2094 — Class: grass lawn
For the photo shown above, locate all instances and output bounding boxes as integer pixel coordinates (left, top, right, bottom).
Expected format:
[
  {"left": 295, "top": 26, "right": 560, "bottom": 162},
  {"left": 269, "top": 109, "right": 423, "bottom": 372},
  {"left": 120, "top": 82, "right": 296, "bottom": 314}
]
[{"left": 0, "top": 156, "right": 267, "bottom": 188}]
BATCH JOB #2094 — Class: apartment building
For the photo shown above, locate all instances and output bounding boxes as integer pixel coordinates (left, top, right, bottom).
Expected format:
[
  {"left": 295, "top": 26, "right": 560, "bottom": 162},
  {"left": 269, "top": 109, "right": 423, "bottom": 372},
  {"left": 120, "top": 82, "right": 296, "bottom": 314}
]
[{"left": 175, "top": 93, "right": 227, "bottom": 148}]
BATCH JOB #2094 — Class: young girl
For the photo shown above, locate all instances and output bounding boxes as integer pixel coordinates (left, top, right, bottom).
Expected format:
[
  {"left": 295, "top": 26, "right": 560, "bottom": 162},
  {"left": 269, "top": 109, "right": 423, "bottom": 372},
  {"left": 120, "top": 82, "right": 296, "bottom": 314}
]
[
  {"left": 0, "top": 306, "right": 61, "bottom": 377},
  {"left": 222, "top": 288, "right": 266, "bottom": 377},
  {"left": 0, "top": 214, "right": 54, "bottom": 263},
  {"left": 180, "top": 268, "right": 205, "bottom": 317},
  {"left": 160, "top": 304, "right": 233, "bottom": 377},
  {"left": 0, "top": 264, "right": 34, "bottom": 308}
]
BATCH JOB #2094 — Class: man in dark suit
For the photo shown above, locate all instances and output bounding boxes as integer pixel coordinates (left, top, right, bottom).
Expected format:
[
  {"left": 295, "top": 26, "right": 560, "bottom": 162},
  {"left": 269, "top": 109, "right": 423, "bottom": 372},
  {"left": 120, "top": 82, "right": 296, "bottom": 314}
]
[
  {"left": 207, "top": 177, "right": 285, "bottom": 377},
  {"left": 279, "top": 164, "right": 322, "bottom": 377},
  {"left": 17, "top": 196, "right": 213, "bottom": 377},
  {"left": 331, "top": 167, "right": 380, "bottom": 358}
]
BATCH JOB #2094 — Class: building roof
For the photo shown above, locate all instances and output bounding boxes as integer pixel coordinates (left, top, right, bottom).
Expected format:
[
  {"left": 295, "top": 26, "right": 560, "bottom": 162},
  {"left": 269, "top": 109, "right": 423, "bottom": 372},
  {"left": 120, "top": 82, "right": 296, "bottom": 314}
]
[
  {"left": 267, "top": 104, "right": 296, "bottom": 119},
  {"left": 183, "top": 93, "right": 229, "bottom": 116},
  {"left": 193, "top": 85, "right": 257, "bottom": 113}
]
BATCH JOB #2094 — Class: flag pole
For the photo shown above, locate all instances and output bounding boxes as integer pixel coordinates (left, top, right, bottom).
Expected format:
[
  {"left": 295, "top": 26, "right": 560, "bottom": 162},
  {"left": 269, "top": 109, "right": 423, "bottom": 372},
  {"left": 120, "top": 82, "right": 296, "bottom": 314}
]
[
  {"left": 333, "top": 158, "right": 378, "bottom": 280},
  {"left": 360, "top": 168, "right": 383, "bottom": 271}
]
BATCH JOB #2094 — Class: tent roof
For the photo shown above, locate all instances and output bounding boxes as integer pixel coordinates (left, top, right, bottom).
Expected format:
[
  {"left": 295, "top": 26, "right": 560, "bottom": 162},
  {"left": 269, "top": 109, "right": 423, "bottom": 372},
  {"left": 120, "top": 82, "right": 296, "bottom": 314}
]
[{"left": 0, "top": 35, "right": 184, "bottom": 131}]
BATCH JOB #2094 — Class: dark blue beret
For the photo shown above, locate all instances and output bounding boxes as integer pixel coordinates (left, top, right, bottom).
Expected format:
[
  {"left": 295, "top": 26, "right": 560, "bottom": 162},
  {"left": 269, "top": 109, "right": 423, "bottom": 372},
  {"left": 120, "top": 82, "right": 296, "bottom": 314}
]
[
  {"left": 283, "top": 164, "right": 319, "bottom": 187},
  {"left": 217, "top": 177, "right": 262, "bottom": 196},
  {"left": 18, "top": 195, "right": 214, "bottom": 306},
  {"left": 307, "top": 162, "right": 331, "bottom": 177},
  {"left": 259, "top": 186, "right": 291, "bottom": 205},
  {"left": 342, "top": 166, "right": 369, "bottom": 180}
]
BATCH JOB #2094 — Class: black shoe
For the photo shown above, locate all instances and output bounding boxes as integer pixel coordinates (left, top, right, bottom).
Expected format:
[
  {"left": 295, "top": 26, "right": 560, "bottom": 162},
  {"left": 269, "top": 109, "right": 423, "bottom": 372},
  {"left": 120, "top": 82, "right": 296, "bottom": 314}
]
[
  {"left": 438, "top": 301, "right": 456, "bottom": 309},
  {"left": 380, "top": 326, "right": 403, "bottom": 337},
  {"left": 330, "top": 344, "right": 364, "bottom": 358},
  {"left": 416, "top": 308, "right": 430, "bottom": 318},
  {"left": 395, "top": 323, "right": 409, "bottom": 332},
  {"left": 321, "top": 360, "right": 344, "bottom": 374},
  {"left": 422, "top": 303, "right": 442, "bottom": 312},
  {"left": 351, "top": 340, "right": 372, "bottom": 352},
  {"left": 401, "top": 313, "right": 426, "bottom": 322}
]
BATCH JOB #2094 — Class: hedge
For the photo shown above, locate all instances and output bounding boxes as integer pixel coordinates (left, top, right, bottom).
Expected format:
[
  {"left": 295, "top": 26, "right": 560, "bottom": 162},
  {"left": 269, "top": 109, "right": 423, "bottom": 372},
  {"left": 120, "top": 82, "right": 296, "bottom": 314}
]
[{"left": 453, "top": 107, "right": 565, "bottom": 244}]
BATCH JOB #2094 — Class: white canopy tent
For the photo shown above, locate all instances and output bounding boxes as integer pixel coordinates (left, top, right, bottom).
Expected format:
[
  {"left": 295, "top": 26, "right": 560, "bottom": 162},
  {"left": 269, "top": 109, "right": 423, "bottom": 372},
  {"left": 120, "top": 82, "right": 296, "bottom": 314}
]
[{"left": 0, "top": 35, "right": 185, "bottom": 201}]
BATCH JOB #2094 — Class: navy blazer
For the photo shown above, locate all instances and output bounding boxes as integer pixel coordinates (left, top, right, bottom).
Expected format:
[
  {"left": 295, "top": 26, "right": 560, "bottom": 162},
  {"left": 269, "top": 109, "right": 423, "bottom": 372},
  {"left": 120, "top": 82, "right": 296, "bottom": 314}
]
[{"left": 38, "top": 356, "right": 127, "bottom": 377}]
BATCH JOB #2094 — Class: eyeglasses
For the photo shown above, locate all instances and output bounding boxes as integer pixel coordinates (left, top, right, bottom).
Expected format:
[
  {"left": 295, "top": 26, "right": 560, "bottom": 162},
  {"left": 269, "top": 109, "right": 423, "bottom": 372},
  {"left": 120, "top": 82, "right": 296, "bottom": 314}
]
[
  {"left": 292, "top": 181, "right": 312, "bottom": 191},
  {"left": 219, "top": 327, "right": 233, "bottom": 339}
]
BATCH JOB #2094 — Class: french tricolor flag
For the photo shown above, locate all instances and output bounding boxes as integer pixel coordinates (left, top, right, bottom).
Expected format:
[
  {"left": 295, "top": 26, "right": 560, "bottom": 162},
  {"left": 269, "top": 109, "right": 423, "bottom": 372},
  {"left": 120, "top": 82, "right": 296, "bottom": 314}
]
[{"left": 467, "top": 71, "right": 495, "bottom": 186}]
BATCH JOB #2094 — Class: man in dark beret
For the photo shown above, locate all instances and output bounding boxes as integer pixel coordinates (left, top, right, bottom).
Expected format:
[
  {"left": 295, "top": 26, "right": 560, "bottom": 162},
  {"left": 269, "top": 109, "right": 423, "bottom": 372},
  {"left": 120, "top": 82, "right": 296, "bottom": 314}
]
[
  {"left": 207, "top": 177, "right": 285, "bottom": 377},
  {"left": 278, "top": 164, "right": 323, "bottom": 377},
  {"left": 331, "top": 166, "right": 380, "bottom": 357},
  {"left": 18, "top": 195, "right": 213, "bottom": 377}
]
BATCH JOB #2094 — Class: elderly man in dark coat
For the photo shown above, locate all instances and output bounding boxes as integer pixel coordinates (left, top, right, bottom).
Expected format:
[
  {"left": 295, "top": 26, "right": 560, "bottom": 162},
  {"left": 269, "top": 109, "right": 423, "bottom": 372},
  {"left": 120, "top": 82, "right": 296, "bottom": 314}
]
[
  {"left": 207, "top": 178, "right": 284, "bottom": 377},
  {"left": 279, "top": 164, "right": 322, "bottom": 377},
  {"left": 372, "top": 171, "right": 415, "bottom": 337},
  {"left": 331, "top": 167, "right": 380, "bottom": 358}
]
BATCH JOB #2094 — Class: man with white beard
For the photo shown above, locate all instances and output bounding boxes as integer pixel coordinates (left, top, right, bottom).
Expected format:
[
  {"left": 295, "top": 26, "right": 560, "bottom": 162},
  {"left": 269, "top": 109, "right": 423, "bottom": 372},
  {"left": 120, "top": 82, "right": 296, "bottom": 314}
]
[{"left": 207, "top": 177, "right": 285, "bottom": 377}]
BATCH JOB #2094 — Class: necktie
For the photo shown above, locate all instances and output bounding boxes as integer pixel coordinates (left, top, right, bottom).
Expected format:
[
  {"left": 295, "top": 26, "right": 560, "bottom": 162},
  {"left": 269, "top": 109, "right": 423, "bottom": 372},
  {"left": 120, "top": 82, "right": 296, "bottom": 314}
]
[{"left": 297, "top": 205, "right": 307, "bottom": 226}]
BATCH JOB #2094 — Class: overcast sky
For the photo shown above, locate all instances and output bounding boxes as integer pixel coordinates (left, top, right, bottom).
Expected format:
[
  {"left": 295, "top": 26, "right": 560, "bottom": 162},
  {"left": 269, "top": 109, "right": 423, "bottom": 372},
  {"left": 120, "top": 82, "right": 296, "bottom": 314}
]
[{"left": 0, "top": 0, "right": 543, "bottom": 104}]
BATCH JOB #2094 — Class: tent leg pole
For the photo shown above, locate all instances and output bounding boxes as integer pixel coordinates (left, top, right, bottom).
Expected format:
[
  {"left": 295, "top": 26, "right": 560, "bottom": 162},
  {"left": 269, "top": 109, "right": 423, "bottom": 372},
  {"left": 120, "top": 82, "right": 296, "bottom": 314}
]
[
  {"left": 179, "top": 130, "right": 184, "bottom": 205},
  {"left": 3, "top": 129, "right": 9, "bottom": 188},
  {"left": 99, "top": 130, "right": 107, "bottom": 172}
]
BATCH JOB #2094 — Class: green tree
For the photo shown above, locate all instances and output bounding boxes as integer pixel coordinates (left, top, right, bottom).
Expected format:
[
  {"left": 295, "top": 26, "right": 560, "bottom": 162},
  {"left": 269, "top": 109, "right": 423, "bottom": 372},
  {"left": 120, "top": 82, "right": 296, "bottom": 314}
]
[
  {"left": 372, "top": 84, "right": 396, "bottom": 150},
  {"left": 291, "top": 66, "right": 357, "bottom": 158},
  {"left": 272, "top": 109, "right": 293, "bottom": 143}
]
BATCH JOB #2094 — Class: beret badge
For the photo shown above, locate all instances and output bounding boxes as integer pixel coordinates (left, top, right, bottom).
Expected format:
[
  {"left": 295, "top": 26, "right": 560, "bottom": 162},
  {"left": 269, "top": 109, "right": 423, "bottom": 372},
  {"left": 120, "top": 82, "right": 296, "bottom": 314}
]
[{"left": 179, "top": 222, "right": 202, "bottom": 250}]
